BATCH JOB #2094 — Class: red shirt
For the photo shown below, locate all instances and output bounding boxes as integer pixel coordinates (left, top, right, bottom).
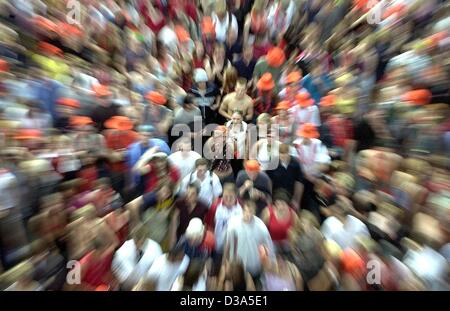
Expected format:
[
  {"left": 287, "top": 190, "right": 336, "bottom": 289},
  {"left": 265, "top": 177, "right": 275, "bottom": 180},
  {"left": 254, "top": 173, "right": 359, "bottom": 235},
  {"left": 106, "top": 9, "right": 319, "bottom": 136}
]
[
  {"left": 104, "top": 130, "right": 139, "bottom": 172},
  {"left": 145, "top": 164, "right": 180, "bottom": 193},
  {"left": 267, "top": 206, "right": 294, "bottom": 241},
  {"left": 80, "top": 251, "right": 113, "bottom": 288},
  {"left": 327, "top": 116, "right": 354, "bottom": 148}
]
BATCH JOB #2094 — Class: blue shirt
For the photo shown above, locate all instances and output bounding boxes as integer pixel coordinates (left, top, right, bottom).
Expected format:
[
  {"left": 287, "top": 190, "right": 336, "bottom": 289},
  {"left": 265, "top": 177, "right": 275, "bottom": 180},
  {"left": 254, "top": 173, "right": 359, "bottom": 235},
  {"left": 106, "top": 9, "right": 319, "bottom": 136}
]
[{"left": 302, "top": 74, "right": 333, "bottom": 104}]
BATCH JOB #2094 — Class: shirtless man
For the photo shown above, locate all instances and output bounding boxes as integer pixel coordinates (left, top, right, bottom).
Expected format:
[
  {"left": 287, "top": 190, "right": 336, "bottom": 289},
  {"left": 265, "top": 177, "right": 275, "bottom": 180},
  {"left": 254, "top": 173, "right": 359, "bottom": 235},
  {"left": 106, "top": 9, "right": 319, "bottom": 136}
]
[{"left": 219, "top": 78, "right": 254, "bottom": 122}]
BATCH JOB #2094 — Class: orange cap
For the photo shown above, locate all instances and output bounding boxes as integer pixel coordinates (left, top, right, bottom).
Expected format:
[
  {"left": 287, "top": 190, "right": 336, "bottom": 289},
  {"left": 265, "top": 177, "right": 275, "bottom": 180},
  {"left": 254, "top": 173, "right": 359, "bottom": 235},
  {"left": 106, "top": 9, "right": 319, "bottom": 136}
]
[
  {"left": 95, "top": 285, "right": 109, "bottom": 291},
  {"left": 340, "top": 248, "right": 365, "bottom": 278},
  {"left": 266, "top": 47, "right": 286, "bottom": 68},
  {"left": 58, "top": 22, "right": 83, "bottom": 37},
  {"left": 0, "top": 59, "right": 9, "bottom": 73},
  {"left": 70, "top": 116, "right": 93, "bottom": 127},
  {"left": 92, "top": 84, "right": 112, "bottom": 97},
  {"left": 275, "top": 101, "right": 290, "bottom": 111},
  {"left": 38, "top": 42, "right": 63, "bottom": 57},
  {"left": 145, "top": 91, "right": 167, "bottom": 105},
  {"left": 296, "top": 91, "right": 314, "bottom": 108},
  {"left": 256, "top": 73, "right": 275, "bottom": 91},
  {"left": 202, "top": 17, "right": 215, "bottom": 36},
  {"left": 285, "top": 71, "right": 302, "bottom": 84},
  {"left": 244, "top": 160, "right": 261, "bottom": 172},
  {"left": 297, "top": 123, "right": 319, "bottom": 139},
  {"left": 320, "top": 94, "right": 337, "bottom": 107},
  {"left": 401, "top": 89, "right": 432, "bottom": 105},
  {"left": 14, "top": 129, "right": 43, "bottom": 140},
  {"left": 33, "top": 16, "right": 58, "bottom": 32},
  {"left": 175, "top": 25, "right": 190, "bottom": 43},
  {"left": 104, "top": 116, "right": 134, "bottom": 131},
  {"left": 57, "top": 98, "right": 80, "bottom": 108},
  {"left": 383, "top": 3, "right": 406, "bottom": 19}
]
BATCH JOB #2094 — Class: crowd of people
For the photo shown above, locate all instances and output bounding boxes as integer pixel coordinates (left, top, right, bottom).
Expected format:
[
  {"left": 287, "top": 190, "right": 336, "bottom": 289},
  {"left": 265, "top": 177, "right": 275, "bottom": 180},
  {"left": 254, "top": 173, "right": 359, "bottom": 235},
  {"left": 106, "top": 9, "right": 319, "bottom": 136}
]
[{"left": 0, "top": 0, "right": 449, "bottom": 291}]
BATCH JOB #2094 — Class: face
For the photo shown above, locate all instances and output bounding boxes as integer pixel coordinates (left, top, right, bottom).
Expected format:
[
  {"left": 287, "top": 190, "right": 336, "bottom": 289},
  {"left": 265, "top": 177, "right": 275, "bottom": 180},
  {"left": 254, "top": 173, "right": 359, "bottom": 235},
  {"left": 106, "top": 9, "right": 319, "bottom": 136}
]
[
  {"left": 243, "top": 46, "right": 253, "bottom": 60},
  {"left": 215, "top": 46, "right": 225, "bottom": 59},
  {"left": 157, "top": 185, "right": 171, "bottom": 201},
  {"left": 278, "top": 109, "right": 287, "bottom": 118},
  {"left": 197, "top": 164, "right": 208, "bottom": 179},
  {"left": 243, "top": 204, "right": 255, "bottom": 222},
  {"left": 235, "top": 83, "right": 246, "bottom": 97},
  {"left": 186, "top": 187, "right": 198, "bottom": 205},
  {"left": 247, "top": 171, "right": 258, "bottom": 180},
  {"left": 280, "top": 151, "right": 290, "bottom": 164},
  {"left": 154, "top": 158, "right": 167, "bottom": 171},
  {"left": 195, "top": 42, "right": 204, "bottom": 56},
  {"left": 231, "top": 112, "right": 243, "bottom": 125},
  {"left": 275, "top": 199, "right": 289, "bottom": 211},
  {"left": 222, "top": 190, "right": 237, "bottom": 207}
]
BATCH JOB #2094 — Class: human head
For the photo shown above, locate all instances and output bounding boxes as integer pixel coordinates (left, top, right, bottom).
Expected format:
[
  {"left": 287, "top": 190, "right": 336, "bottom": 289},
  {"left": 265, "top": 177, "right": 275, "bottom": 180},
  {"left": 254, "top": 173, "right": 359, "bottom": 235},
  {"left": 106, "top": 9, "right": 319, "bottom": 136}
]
[
  {"left": 273, "top": 189, "right": 291, "bottom": 211},
  {"left": 185, "top": 218, "right": 205, "bottom": 246},
  {"left": 138, "top": 125, "right": 155, "bottom": 145},
  {"left": 214, "top": 43, "right": 225, "bottom": 60},
  {"left": 235, "top": 78, "right": 247, "bottom": 98},
  {"left": 195, "top": 158, "right": 209, "bottom": 179},
  {"left": 243, "top": 44, "right": 253, "bottom": 61},
  {"left": 186, "top": 182, "right": 200, "bottom": 205},
  {"left": 223, "top": 66, "right": 238, "bottom": 92},
  {"left": 183, "top": 94, "right": 195, "bottom": 111},
  {"left": 243, "top": 200, "right": 256, "bottom": 223},
  {"left": 194, "top": 68, "right": 208, "bottom": 89},
  {"left": 156, "top": 183, "right": 173, "bottom": 202},
  {"left": 168, "top": 243, "right": 186, "bottom": 262},
  {"left": 244, "top": 160, "right": 260, "bottom": 180},
  {"left": 222, "top": 183, "right": 237, "bottom": 208},
  {"left": 231, "top": 110, "right": 243, "bottom": 125},
  {"left": 279, "top": 143, "right": 291, "bottom": 164}
]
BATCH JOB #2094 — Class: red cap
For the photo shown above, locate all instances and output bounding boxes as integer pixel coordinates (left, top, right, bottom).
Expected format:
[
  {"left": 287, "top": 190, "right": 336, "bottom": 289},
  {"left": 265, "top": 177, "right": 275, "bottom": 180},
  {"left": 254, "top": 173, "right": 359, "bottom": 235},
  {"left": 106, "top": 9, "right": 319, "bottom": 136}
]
[
  {"left": 92, "top": 84, "right": 112, "bottom": 97},
  {"left": 244, "top": 160, "right": 261, "bottom": 172},
  {"left": 14, "top": 129, "right": 43, "bottom": 140},
  {"left": 145, "top": 91, "right": 167, "bottom": 105},
  {"left": 104, "top": 116, "right": 134, "bottom": 131},
  {"left": 57, "top": 98, "right": 80, "bottom": 108},
  {"left": 401, "top": 89, "right": 432, "bottom": 105},
  {"left": 296, "top": 91, "right": 314, "bottom": 108},
  {"left": 266, "top": 47, "right": 286, "bottom": 68},
  {"left": 38, "top": 42, "right": 63, "bottom": 57}
]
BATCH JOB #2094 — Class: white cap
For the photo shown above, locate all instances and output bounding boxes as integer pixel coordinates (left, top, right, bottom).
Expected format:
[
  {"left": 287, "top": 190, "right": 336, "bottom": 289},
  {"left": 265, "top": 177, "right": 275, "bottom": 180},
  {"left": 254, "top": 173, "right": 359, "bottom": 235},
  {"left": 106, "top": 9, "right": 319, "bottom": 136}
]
[
  {"left": 185, "top": 218, "right": 205, "bottom": 239},
  {"left": 194, "top": 69, "right": 208, "bottom": 83}
]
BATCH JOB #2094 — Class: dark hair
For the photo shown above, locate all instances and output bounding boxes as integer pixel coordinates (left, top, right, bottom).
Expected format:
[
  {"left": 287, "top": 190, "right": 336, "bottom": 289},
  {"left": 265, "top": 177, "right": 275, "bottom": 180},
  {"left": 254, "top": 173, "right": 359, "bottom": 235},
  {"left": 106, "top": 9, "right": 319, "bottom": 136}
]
[
  {"left": 168, "top": 242, "right": 185, "bottom": 259},
  {"left": 182, "top": 259, "right": 205, "bottom": 290},
  {"left": 187, "top": 182, "right": 201, "bottom": 195},
  {"left": 243, "top": 200, "right": 256, "bottom": 212},
  {"left": 183, "top": 95, "right": 194, "bottom": 106},
  {"left": 229, "top": 260, "right": 247, "bottom": 291}
]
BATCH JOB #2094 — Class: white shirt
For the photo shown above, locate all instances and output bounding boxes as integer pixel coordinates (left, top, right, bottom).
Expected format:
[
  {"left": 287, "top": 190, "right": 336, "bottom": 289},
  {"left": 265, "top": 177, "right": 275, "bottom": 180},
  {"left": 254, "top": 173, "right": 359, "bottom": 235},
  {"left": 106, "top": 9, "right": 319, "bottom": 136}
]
[
  {"left": 321, "top": 215, "right": 370, "bottom": 249},
  {"left": 212, "top": 12, "right": 238, "bottom": 43},
  {"left": 147, "top": 254, "right": 190, "bottom": 291},
  {"left": 256, "top": 139, "right": 281, "bottom": 171},
  {"left": 292, "top": 138, "right": 330, "bottom": 176},
  {"left": 267, "top": 1, "right": 296, "bottom": 36},
  {"left": 226, "top": 121, "right": 248, "bottom": 159},
  {"left": 168, "top": 151, "right": 202, "bottom": 180},
  {"left": 158, "top": 26, "right": 178, "bottom": 54},
  {"left": 112, "top": 239, "right": 162, "bottom": 284},
  {"left": 214, "top": 200, "right": 243, "bottom": 252},
  {"left": 289, "top": 105, "right": 321, "bottom": 126},
  {"left": 180, "top": 170, "right": 223, "bottom": 207},
  {"left": 226, "top": 216, "right": 275, "bottom": 276}
]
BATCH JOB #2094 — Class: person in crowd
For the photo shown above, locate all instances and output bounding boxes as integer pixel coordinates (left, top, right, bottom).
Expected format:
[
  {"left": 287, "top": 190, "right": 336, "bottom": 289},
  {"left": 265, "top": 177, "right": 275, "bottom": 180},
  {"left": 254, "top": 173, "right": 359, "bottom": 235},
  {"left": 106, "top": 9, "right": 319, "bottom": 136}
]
[
  {"left": 190, "top": 68, "right": 221, "bottom": 125},
  {"left": 236, "top": 160, "right": 272, "bottom": 217},
  {"left": 203, "top": 126, "right": 234, "bottom": 183},
  {"left": 233, "top": 44, "right": 256, "bottom": 83},
  {"left": 205, "top": 183, "right": 243, "bottom": 255},
  {"left": 147, "top": 243, "right": 190, "bottom": 291},
  {"left": 261, "top": 190, "right": 299, "bottom": 248},
  {"left": 179, "top": 158, "right": 223, "bottom": 207},
  {"left": 253, "top": 73, "right": 279, "bottom": 118},
  {"left": 266, "top": 144, "right": 304, "bottom": 209},
  {"left": 224, "top": 200, "right": 274, "bottom": 280},
  {"left": 170, "top": 183, "right": 209, "bottom": 246},
  {"left": 168, "top": 138, "right": 202, "bottom": 180},
  {"left": 219, "top": 78, "right": 254, "bottom": 122},
  {"left": 271, "top": 101, "right": 295, "bottom": 144},
  {"left": 225, "top": 110, "right": 248, "bottom": 176},
  {"left": 289, "top": 90, "right": 321, "bottom": 127}
]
